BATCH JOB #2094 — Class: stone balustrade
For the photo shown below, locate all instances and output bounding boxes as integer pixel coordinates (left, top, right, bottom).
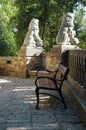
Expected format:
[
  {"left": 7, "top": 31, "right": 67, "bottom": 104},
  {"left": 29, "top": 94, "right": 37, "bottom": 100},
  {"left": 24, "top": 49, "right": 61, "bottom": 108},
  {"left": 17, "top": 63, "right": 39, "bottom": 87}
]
[{"left": 69, "top": 50, "right": 86, "bottom": 88}]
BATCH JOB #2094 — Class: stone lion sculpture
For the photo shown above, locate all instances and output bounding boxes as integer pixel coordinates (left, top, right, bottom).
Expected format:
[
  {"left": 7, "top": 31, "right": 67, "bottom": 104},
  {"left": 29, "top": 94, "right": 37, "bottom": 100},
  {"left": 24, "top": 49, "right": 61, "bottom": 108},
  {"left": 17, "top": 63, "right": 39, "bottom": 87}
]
[
  {"left": 56, "top": 12, "right": 79, "bottom": 45},
  {"left": 22, "top": 18, "right": 43, "bottom": 47}
]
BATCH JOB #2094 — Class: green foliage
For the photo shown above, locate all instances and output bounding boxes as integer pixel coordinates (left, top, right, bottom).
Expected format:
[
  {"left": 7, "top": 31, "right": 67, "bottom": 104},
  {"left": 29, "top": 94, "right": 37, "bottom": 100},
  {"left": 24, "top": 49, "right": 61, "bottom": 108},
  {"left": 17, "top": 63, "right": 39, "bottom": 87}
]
[
  {"left": 14, "top": 0, "right": 78, "bottom": 51},
  {"left": 73, "top": 1, "right": 86, "bottom": 49},
  {"left": 0, "top": 0, "right": 18, "bottom": 56},
  {"left": 0, "top": 0, "right": 86, "bottom": 56}
]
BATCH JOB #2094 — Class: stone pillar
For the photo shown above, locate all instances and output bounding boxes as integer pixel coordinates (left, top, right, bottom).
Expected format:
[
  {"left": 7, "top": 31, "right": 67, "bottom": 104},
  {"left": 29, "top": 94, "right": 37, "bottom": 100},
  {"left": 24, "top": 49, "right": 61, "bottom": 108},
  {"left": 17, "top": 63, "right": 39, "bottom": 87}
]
[
  {"left": 18, "top": 46, "right": 44, "bottom": 77},
  {"left": 42, "top": 45, "right": 61, "bottom": 70}
]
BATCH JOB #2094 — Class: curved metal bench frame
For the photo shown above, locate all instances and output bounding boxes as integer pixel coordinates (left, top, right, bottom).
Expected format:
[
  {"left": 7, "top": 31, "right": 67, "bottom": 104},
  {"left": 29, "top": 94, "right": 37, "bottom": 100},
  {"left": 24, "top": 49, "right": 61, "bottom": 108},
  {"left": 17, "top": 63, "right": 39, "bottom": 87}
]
[{"left": 35, "top": 64, "right": 69, "bottom": 109}]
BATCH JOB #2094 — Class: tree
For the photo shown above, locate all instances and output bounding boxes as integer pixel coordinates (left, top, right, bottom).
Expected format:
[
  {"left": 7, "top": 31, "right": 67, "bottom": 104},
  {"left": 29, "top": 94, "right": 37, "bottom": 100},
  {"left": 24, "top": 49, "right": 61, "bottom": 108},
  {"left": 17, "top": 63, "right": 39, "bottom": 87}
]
[
  {"left": 73, "top": 1, "right": 86, "bottom": 49},
  {"left": 0, "top": 0, "right": 18, "bottom": 56},
  {"left": 15, "top": 0, "right": 78, "bottom": 51},
  {"left": 0, "top": 0, "right": 85, "bottom": 56}
]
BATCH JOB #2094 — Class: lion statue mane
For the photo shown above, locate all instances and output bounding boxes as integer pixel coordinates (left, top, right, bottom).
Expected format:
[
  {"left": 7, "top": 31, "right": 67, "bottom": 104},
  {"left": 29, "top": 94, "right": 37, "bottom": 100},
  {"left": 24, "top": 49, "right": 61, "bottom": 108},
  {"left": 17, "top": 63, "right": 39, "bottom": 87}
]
[
  {"left": 56, "top": 12, "right": 79, "bottom": 45},
  {"left": 22, "top": 18, "right": 43, "bottom": 47}
]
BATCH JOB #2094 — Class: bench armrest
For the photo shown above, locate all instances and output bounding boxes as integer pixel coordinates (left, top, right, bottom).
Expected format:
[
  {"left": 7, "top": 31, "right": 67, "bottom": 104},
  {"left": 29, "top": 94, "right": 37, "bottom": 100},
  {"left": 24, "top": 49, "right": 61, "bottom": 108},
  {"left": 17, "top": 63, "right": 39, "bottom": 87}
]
[{"left": 36, "top": 69, "right": 57, "bottom": 77}]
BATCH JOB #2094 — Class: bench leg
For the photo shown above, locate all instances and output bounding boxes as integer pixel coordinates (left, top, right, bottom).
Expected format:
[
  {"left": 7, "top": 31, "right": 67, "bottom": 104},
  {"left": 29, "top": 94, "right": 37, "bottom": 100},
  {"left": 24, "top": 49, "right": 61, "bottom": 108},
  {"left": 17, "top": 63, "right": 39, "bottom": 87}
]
[
  {"left": 59, "top": 90, "right": 67, "bottom": 109},
  {"left": 35, "top": 88, "right": 39, "bottom": 109}
]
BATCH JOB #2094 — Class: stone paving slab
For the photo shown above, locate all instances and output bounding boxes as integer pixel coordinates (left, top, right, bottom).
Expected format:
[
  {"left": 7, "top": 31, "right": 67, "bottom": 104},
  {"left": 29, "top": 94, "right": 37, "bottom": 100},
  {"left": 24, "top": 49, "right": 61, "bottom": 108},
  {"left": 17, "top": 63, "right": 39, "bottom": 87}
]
[
  {"left": 6, "top": 122, "right": 32, "bottom": 130},
  {"left": 0, "top": 76, "right": 86, "bottom": 130}
]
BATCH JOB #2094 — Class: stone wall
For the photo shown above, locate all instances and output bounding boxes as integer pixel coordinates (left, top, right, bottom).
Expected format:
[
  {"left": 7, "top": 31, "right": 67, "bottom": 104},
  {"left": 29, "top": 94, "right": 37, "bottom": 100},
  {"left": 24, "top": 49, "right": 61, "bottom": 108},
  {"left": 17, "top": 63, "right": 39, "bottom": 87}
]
[
  {"left": 0, "top": 56, "right": 26, "bottom": 78},
  {"left": 0, "top": 45, "right": 62, "bottom": 78}
]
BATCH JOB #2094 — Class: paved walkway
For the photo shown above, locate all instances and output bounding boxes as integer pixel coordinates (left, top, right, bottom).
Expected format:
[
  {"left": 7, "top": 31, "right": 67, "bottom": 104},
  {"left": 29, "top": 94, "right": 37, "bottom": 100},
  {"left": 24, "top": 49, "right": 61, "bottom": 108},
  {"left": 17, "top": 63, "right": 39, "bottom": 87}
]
[{"left": 0, "top": 76, "right": 86, "bottom": 130}]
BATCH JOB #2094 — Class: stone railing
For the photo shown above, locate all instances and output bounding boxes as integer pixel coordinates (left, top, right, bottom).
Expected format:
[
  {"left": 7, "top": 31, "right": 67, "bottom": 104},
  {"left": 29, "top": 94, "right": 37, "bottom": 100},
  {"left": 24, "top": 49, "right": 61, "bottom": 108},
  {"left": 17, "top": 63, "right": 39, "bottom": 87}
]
[{"left": 69, "top": 50, "right": 86, "bottom": 88}]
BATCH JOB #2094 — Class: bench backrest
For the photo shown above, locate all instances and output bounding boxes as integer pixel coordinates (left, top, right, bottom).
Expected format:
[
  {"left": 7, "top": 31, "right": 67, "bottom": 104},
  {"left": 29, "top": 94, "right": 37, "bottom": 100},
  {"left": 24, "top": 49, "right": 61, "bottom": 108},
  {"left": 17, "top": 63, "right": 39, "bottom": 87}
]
[{"left": 54, "top": 64, "right": 69, "bottom": 82}]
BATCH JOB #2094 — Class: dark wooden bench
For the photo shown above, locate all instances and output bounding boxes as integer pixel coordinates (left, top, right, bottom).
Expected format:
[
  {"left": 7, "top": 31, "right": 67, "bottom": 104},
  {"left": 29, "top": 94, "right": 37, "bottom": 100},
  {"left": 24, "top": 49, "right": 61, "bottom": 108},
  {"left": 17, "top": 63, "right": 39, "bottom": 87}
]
[{"left": 35, "top": 64, "right": 69, "bottom": 109}]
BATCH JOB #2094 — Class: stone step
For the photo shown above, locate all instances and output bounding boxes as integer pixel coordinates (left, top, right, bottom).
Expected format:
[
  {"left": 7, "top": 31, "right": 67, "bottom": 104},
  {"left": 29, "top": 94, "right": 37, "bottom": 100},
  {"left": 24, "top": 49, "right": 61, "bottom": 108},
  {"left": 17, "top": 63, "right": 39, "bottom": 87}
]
[{"left": 64, "top": 76, "right": 86, "bottom": 125}]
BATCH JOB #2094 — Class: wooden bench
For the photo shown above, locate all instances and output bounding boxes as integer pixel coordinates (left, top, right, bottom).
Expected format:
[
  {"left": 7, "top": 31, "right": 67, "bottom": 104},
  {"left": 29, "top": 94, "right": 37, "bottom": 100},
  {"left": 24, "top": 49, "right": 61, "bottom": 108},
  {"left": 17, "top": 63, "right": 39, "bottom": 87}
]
[{"left": 35, "top": 64, "right": 69, "bottom": 109}]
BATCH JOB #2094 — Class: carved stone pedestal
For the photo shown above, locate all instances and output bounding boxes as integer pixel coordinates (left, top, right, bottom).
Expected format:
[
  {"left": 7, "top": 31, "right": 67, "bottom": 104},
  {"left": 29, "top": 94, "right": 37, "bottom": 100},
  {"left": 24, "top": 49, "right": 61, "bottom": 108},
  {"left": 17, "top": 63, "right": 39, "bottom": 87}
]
[
  {"left": 42, "top": 45, "right": 62, "bottom": 70},
  {"left": 61, "top": 44, "right": 79, "bottom": 53},
  {"left": 18, "top": 46, "right": 44, "bottom": 70}
]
